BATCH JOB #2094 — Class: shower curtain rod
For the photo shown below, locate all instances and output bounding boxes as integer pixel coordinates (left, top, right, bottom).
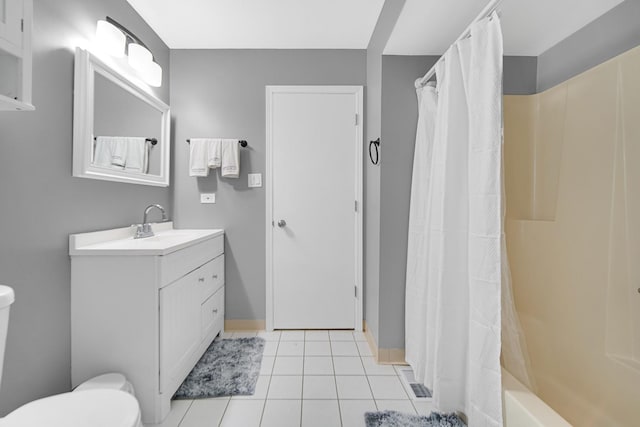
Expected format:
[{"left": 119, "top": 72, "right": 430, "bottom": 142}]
[{"left": 416, "top": 0, "right": 503, "bottom": 88}]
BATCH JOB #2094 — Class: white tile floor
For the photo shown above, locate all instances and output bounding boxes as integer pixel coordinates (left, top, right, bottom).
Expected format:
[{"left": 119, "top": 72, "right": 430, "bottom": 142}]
[{"left": 150, "top": 330, "right": 434, "bottom": 427}]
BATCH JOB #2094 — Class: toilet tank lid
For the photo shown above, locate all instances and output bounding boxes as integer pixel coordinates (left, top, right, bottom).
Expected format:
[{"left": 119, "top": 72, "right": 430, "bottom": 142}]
[
  {"left": 0, "top": 286, "right": 15, "bottom": 308},
  {"left": 75, "top": 373, "right": 127, "bottom": 392}
]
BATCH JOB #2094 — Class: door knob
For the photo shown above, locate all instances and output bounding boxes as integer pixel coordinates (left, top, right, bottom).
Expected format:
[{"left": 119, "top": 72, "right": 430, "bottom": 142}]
[{"left": 277, "top": 220, "right": 287, "bottom": 228}]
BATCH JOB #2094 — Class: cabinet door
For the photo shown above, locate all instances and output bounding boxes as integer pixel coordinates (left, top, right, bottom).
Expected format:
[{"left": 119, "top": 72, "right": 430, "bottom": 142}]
[
  {"left": 159, "top": 273, "right": 201, "bottom": 393},
  {"left": 201, "top": 287, "right": 224, "bottom": 342},
  {"left": 0, "top": 0, "right": 23, "bottom": 49}
]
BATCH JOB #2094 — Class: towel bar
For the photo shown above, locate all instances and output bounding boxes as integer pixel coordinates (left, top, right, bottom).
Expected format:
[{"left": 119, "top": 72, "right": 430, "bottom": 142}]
[
  {"left": 186, "top": 139, "right": 248, "bottom": 148},
  {"left": 93, "top": 136, "right": 157, "bottom": 146}
]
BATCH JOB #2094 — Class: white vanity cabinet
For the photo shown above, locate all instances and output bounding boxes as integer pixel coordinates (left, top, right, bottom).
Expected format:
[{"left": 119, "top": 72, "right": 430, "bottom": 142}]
[
  {"left": 69, "top": 223, "right": 225, "bottom": 424},
  {"left": 158, "top": 252, "right": 225, "bottom": 394},
  {"left": 0, "top": 0, "right": 33, "bottom": 111}
]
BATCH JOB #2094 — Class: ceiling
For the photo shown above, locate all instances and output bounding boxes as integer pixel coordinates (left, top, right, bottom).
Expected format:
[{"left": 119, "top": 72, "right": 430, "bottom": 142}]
[
  {"left": 385, "top": 0, "right": 625, "bottom": 55},
  {"left": 127, "top": 0, "right": 624, "bottom": 55},
  {"left": 125, "top": 0, "right": 385, "bottom": 49}
]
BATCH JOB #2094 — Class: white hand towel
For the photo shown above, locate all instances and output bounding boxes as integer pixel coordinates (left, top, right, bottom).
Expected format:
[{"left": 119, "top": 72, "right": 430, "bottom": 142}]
[
  {"left": 123, "top": 137, "right": 149, "bottom": 174},
  {"left": 189, "top": 138, "right": 209, "bottom": 177},
  {"left": 221, "top": 139, "right": 240, "bottom": 178},
  {"left": 93, "top": 136, "right": 113, "bottom": 168},
  {"left": 207, "top": 138, "right": 223, "bottom": 168},
  {"left": 110, "top": 138, "right": 127, "bottom": 169},
  {"left": 93, "top": 136, "right": 128, "bottom": 170}
]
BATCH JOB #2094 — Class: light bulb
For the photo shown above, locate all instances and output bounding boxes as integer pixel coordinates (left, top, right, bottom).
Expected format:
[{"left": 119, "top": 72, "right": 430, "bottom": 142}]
[
  {"left": 95, "top": 20, "right": 125, "bottom": 57},
  {"left": 128, "top": 43, "right": 152, "bottom": 71},
  {"left": 143, "top": 60, "right": 162, "bottom": 87}
]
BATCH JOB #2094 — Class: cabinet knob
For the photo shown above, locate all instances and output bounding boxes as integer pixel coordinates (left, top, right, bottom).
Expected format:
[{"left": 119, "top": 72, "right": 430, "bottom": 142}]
[
  {"left": 198, "top": 277, "right": 205, "bottom": 282},
  {"left": 277, "top": 219, "right": 287, "bottom": 228},
  {"left": 212, "top": 274, "right": 218, "bottom": 279},
  {"left": 212, "top": 309, "right": 218, "bottom": 314}
]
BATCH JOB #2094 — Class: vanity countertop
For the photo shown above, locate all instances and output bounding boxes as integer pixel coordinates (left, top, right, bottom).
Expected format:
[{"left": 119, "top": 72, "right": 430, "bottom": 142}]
[{"left": 69, "top": 222, "right": 223, "bottom": 256}]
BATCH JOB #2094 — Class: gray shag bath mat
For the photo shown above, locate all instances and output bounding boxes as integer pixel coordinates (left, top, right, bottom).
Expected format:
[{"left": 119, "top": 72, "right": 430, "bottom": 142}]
[
  {"left": 365, "top": 411, "right": 466, "bottom": 427},
  {"left": 173, "top": 337, "right": 265, "bottom": 399}
]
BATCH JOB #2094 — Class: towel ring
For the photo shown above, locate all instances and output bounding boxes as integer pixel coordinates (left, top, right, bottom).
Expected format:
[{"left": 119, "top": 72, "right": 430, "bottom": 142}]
[{"left": 369, "top": 138, "right": 380, "bottom": 165}]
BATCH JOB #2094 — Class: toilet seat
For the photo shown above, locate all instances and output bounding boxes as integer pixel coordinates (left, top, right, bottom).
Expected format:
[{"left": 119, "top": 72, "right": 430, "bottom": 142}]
[{"left": 2, "top": 389, "right": 141, "bottom": 427}]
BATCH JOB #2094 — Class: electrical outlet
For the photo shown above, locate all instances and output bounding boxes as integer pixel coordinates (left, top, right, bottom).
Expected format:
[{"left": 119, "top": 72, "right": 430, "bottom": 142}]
[
  {"left": 248, "top": 173, "right": 262, "bottom": 188},
  {"left": 200, "top": 193, "right": 215, "bottom": 204}
]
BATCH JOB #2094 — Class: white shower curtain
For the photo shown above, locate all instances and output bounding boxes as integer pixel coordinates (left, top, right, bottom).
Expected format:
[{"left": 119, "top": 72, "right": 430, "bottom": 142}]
[
  {"left": 405, "top": 13, "right": 508, "bottom": 426},
  {"left": 405, "top": 82, "right": 438, "bottom": 385}
]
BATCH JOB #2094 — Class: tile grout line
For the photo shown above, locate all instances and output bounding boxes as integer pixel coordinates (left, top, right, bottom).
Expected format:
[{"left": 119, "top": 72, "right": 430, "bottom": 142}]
[
  {"left": 328, "top": 333, "right": 344, "bottom": 427},
  {"left": 258, "top": 332, "right": 279, "bottom": 426},
  {"left": 175, "top": 399, "right": 195, "bottom": 427},
  {"left": 216, "top": 397, "right": 231, "bottom": 427},
  {"left": 300, "top": 331, "right": 306, "bottom": 427},
  {"left": 410, "top": 398, "right": 420, "bottom": 417},
  {"left": 257, "top": 370, "right": 272, "bottom": 426},
  {"left": 363, "top": 358, "right": 379, "bottom": 411}
]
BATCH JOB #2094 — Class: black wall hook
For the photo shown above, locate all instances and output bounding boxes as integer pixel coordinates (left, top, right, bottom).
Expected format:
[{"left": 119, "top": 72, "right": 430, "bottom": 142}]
[{"left": 369, "top": 138, "right": 380, "bottom": 165}]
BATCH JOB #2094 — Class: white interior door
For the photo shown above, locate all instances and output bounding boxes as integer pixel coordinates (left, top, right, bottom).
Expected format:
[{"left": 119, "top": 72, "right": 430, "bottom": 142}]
[{"left": 266, "top": 86, "right": 363, "bottom": 330}]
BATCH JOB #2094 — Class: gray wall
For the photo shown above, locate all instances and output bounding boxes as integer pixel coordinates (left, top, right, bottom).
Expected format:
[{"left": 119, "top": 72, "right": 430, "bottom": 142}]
[
  {"left": 378, "top": 55, "right": 437, "bottom": 349},
  {"left": 504, "top": 56, "right": 537, "bottom": 95},
  {"left": 376, "top": 55, "right": 538, "bottom": 348},
  {"left": 537, "top": 0, "right": 640, "bottom": 91},
  {"left": 94, "top": 74, "right": 163, "bottom": 175},
  {"left": 364, "top": 0, "right": 405, "bottom": 347},
  {"left": 0, "top": 0, "right": 170, "bottom": 414},
  {"left": 170, "top": 50, "right": 366, "bottom": 321}
]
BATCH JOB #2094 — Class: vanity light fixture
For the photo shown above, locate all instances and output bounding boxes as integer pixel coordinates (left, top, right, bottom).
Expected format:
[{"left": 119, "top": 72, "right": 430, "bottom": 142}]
[
  {"left": 140, "top": 53, "right": 162, "bottom": 88},
  {"left": 95, "top": 17, "right": 162, "bottom": 87},
  {"left": 95, "top": 20, "right": 126, "bottom": 57},
  {"left": 127, "top": 43, "right": 152, "bottom": 70}
]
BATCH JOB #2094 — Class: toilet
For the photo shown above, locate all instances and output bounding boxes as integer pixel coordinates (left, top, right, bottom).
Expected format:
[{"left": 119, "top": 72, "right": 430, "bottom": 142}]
[
  {"left": 0, "top": 285, "right": 142, "bottom": 427},
  {"left": 74, "top": 372, "right": 136, "bottom": 395}
]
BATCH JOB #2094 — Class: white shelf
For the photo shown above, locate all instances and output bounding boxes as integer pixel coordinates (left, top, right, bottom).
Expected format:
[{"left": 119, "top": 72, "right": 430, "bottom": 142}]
[
  {"left": 0, "top": 92, "right": 34, "bottom": 111},
  {"left": 0, "top": 37, "right": 22, "bottom": 58},
  {"left": 0, "top": 0, "right": 32, "bottom": 112}
]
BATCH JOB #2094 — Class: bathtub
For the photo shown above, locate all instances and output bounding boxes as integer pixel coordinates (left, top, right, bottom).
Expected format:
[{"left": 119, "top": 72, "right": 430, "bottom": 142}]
[{"left": 502, "top": 369, "right": 572, "bottom": 427}]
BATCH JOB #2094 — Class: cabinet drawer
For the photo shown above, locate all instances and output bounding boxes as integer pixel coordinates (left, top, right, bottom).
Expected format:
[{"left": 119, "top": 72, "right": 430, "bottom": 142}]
[
  {"left": 160, "top": 235, "right": 223, "bottom": 287},
  {"left": 201, "top": 287, "right": 224, "bottom": 341},
  {"left": 199, "top": 255, "right": 224, "bottom": 301}
]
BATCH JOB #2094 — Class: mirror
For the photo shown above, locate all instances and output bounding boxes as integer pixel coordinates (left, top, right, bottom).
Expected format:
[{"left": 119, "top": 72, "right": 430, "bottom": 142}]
[{"left": 72, "top": 48, "right": 170, "bottom": 186}]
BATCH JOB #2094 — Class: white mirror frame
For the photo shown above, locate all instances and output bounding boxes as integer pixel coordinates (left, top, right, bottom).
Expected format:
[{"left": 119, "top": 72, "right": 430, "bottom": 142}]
[{"left": 72, "top": 47, "right": 170, "bottom": 187}]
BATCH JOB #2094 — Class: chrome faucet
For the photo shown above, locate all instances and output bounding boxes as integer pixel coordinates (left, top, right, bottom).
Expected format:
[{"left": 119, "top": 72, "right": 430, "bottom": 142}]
[{"left": 134, "top": 204, "right": 168, "bottom": 239}]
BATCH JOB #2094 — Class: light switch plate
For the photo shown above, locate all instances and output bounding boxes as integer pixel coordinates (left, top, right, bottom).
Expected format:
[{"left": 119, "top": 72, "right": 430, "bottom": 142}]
[
  {"left": 248, "top": 173, "right": 262, "bottom": 188},
  {"left": 200, "top": 193, "right": 215, "bottom": 204}
]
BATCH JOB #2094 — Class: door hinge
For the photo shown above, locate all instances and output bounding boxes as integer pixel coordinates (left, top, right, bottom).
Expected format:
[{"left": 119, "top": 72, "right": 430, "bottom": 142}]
[
  {"left": 354, "top": 200, "right": 358, "bottom": 212},
  {"left": 21, "top": 19, "right": 24, "bottom": 32},
  {"left": 355, "top": 286, "right": 358, "bottom": 298},
  {"left": 355, "top": 113, "right": 358, "bottom": 126}
]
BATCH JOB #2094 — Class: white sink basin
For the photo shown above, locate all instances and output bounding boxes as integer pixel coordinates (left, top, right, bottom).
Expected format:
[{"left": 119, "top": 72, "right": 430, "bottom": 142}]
[
  {"left": 141, "top": 232, "right": 197, "bottom": 244},
  {"left": 69, "top": 222, "right": 224, "bottom": 256}
]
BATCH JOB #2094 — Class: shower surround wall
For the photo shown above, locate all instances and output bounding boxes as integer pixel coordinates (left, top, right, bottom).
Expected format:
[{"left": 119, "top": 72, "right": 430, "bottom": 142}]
[
  {"left": 0, "top": 0, "right": 170, "bottom": 415},
  {"left": 504, "top": 45, "right": 640, "bottom": 427}
]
